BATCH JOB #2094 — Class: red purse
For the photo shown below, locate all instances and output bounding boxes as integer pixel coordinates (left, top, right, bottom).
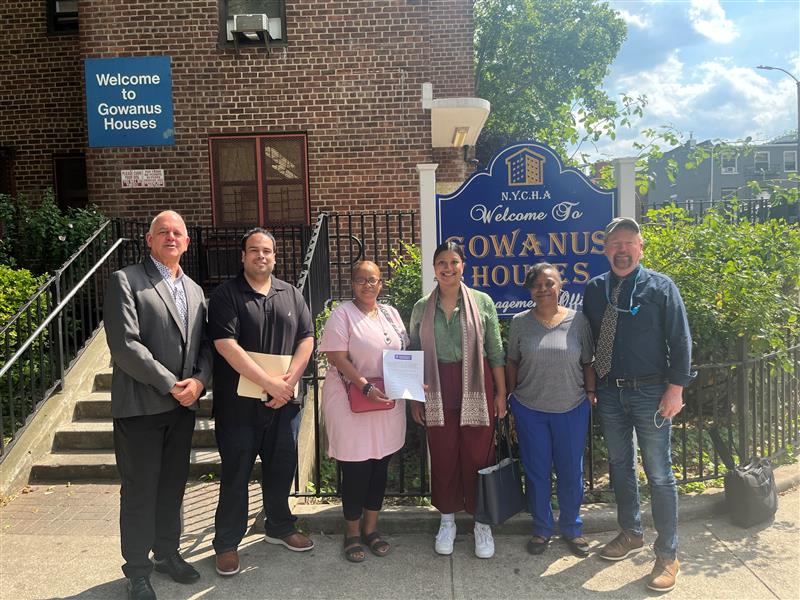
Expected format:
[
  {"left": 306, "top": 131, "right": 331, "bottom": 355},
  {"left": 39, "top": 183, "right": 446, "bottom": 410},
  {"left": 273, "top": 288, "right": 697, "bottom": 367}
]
[{"left": 347, "top": 377, "right": 396, "bottom": 413}]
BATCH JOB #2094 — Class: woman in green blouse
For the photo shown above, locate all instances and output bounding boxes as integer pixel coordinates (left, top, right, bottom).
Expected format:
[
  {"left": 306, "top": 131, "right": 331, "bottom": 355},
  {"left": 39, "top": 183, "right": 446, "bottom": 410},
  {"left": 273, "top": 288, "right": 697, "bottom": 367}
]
[{"left": 408, "top": 241, "right": 506, "bottom": 559}]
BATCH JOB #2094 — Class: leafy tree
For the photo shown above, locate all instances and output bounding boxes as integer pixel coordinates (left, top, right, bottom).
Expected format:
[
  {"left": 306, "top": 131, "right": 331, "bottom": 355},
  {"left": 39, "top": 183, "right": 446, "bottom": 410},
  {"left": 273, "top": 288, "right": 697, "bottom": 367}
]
[
  {"left": 642, "top": 205, "right": 800, "bottom": 364},
  {"left": 474, "top": 0, "right": 627, "bottom": 164}
]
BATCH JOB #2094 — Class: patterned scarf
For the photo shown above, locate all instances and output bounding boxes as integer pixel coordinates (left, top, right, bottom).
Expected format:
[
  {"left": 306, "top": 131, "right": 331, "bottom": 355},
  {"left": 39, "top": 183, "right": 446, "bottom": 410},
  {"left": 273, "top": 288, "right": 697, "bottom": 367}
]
[{"left": 420, "top": 282, "right": 490, "bottom": 427}]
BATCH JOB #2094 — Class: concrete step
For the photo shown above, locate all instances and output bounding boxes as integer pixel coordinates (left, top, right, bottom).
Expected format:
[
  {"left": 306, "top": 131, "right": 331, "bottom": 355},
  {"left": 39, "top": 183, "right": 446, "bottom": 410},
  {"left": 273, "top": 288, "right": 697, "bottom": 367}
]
[
  {"left": 93, "top": 369, "right": 113, "bottom": 392},
  {"left": 29, "top": 449, "right": 244, "bottom": 483},
  {"left": 53, "top": 419, "right": 218, "bottom": 451},
  {"left": 74, "top": 394, "right": 213, "bottom": 419}
]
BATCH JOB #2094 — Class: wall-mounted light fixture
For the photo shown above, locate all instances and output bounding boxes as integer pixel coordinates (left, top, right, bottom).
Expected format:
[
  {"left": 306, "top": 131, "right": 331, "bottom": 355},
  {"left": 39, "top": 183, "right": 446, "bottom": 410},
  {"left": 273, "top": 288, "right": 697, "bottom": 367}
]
[
  {"left": 422, "top": 83, "right": 490, "bottom": 148},
  {"left": 452, "top": 127, "right": 470, "bottom": 148}
]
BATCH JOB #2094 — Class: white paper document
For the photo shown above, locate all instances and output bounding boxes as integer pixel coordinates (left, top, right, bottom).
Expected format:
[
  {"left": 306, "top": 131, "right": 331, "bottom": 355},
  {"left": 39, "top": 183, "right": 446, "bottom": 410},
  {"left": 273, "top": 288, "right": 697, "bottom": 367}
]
[{"left": 382, "top": 349, "right": 426, "bottom": 402}]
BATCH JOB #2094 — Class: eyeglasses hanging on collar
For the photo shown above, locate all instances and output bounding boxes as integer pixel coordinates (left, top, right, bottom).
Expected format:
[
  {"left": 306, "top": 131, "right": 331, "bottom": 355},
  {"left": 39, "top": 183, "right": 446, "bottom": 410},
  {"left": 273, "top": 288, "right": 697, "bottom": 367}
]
[{"left": 605, "top": 270, "right": 642, "bottom": 316}]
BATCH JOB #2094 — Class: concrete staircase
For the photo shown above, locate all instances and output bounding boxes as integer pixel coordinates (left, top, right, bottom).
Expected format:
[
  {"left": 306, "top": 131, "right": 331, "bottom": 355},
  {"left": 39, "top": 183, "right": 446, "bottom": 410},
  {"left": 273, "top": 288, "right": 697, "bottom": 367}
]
[
  {"left": 3, "top": 326, "right": 314, "bottom": 495},
  {"left": 29, "top": 366, "right": 224, "bottom": 484}
]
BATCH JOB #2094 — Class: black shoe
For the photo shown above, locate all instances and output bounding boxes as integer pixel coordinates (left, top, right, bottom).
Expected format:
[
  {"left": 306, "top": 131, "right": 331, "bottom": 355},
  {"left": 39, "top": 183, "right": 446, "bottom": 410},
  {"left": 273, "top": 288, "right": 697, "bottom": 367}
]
[
  {"left": 564, "top": 536, "right": 590, "bottom": 558},
  {"left": 127, "top": 576, "right": 156, "bottom": 600},
  {"left": 526, "top": 536, "right": 550, "bottom": 555},
  {"left": 153, "top": 551, "right": 200, "bottom": 584}
]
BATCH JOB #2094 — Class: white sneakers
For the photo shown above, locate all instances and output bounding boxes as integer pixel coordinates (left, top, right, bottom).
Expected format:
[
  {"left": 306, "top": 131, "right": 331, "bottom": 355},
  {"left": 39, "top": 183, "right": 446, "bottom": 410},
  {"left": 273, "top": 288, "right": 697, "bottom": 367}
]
[
  {"left": 434, "top": 516, "right": 495, "bottom": 559},
  {"left": 474, "top": 522, "right": 495, "bottom": 559},
  {"left": 434, "top": 520, "right": 457, "bottom": 555}
]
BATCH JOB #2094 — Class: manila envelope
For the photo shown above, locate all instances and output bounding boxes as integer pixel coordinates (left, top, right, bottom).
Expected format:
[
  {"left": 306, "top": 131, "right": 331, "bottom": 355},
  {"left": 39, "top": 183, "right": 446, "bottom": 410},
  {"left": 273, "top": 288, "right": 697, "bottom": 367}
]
[{"left": 236, "top": 352, "right": 298, "bottom": 399}]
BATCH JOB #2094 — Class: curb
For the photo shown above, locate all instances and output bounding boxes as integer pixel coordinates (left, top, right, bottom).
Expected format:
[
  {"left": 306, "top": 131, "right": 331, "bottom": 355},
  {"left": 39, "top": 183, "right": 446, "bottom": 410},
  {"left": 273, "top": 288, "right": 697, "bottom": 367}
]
[{"left": 292, "top": 460, "right": 800, "bottom": 536}]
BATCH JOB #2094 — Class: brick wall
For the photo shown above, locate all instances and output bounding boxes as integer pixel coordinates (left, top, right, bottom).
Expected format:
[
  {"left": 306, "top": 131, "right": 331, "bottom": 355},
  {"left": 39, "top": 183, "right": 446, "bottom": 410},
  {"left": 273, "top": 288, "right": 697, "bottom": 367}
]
[
  {"left": 3, "top": 1, "right": 475, "bottom": 228},
  {"left": 0, "top": 1, "right": 84, "bottom": 203}
]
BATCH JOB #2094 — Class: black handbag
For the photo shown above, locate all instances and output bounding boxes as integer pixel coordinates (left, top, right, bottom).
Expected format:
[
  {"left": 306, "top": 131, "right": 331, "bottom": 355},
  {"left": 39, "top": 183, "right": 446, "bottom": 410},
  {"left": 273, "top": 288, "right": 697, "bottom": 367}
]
[
  {"left": 474, "top": 415, "right": 526, "bottom": 525},
  {"left": 709, "top": 426, "right": 778, "bottom": 528}
]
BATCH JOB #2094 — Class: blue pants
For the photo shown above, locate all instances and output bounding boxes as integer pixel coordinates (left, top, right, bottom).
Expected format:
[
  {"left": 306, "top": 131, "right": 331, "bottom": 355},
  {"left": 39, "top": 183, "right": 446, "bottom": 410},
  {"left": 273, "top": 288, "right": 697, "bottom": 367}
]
[
  {"left": 596, "top": 383, "right": 678, "bottom": 559},
  {"left": 511, "top": 396, "right": 589, "bottom": 540}
]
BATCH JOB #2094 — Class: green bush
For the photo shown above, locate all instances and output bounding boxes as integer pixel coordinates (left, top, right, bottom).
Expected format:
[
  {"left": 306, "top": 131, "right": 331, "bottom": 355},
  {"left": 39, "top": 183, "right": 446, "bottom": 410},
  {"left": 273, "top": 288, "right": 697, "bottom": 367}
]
[
  {"left": 0, "top": 265, "right": 50, "bottom": 438},
  {"left": 385, "top": 241, "right": 422, "bottom": 328},
  {"left": 642, "top": 205, "right": 800, "bottom": 363},
  {"left": 0, "top": 265, "right": 47, "bottom": 327},
  {"left": 0, "top": 190, "right": 106, "bottom": 274}
]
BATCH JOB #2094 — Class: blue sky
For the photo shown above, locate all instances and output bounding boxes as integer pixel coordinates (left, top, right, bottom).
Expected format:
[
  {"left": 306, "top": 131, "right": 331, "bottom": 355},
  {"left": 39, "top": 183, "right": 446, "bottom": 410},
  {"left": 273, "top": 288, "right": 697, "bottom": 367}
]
[{"left": 582, "top": 0, "right": 800, "bottom": 160}]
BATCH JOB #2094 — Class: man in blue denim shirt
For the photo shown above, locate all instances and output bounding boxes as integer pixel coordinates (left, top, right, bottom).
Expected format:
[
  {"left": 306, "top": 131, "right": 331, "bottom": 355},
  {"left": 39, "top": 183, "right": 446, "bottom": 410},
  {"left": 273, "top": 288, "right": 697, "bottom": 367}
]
[{"left": 583, "top": 217, "right": 692, "bottom": 593}]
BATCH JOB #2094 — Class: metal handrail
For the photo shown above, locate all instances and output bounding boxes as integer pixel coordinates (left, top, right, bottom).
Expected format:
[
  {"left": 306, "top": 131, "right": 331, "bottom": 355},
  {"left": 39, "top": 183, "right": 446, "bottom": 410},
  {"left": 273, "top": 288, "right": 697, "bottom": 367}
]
[
  {"left": 0, "top": 220, "right": 114, "bottom": 336},
  {"left": 0, "top": 238, "right": 127, "bottom": 379},
  {"left": 55, "top": 219, "right": 114, "bottom": 276},
  {"left": 296, "top": 211, "right": 328, "bottom": 292}
]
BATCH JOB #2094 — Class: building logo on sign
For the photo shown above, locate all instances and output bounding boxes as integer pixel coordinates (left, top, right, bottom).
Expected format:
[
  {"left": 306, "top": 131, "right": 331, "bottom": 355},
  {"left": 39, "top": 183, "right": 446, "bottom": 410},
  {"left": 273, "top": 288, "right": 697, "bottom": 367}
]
[
  {"left": 506, "top": 148, "right": 545, "bottom": 186},
  {"left": 436, "top": 142, "right": 614, "bottom": 317},
  {"left": 84, "top": 56, "right": 175, "bottom": 148}
]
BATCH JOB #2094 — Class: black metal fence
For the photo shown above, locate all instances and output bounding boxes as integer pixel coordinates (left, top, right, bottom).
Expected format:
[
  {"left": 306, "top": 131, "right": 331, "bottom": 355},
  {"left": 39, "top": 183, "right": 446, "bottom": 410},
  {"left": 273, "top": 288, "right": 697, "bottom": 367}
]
[
  {"left": 641, "top": 196, "right": 798, "bottom": 224},
  {"left": 325, "top": 211, "right": 418, "bottom": 302},
  {"left": 584, "top": 340, "right": 800, "bottom": 496},
  {"left": 113, "top": 219, "right": 312, "bottom": 292},
  {"left": 0, "top": 221, "right": 124, "bottom": 455}
]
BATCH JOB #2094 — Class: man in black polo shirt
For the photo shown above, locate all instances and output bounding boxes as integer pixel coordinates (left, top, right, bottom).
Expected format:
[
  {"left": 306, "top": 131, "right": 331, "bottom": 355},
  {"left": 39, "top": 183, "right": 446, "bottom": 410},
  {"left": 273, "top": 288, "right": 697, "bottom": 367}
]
[{"left": 208, "top": 227, "right": 315, "bottom": 576}]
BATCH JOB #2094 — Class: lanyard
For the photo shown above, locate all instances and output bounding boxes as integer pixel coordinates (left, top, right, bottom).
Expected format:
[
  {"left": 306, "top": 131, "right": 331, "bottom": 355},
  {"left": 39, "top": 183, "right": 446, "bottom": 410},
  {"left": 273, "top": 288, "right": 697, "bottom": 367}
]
[{"left": 605, "top": 270, "right": 641, "bottom": 315}]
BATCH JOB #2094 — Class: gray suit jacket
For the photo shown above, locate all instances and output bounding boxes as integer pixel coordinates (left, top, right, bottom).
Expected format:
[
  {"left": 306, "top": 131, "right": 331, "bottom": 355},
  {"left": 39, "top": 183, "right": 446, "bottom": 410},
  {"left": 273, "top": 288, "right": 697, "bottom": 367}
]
[{"left": 103, "top": 259, "right": 213, "bottom": 419}]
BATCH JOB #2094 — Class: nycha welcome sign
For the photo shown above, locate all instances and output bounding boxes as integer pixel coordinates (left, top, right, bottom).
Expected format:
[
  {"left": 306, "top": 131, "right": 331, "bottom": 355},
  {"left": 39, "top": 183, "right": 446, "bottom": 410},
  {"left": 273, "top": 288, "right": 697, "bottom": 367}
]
[{"left": 436, "top": 142, "right": 614, "bottom": 317}]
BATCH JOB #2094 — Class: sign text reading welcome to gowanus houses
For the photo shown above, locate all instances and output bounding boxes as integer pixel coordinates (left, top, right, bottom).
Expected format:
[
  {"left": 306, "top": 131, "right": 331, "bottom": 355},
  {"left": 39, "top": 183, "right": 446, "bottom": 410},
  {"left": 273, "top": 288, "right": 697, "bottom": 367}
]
[
  {"left": 436, "top": 142, "right": 614, "bottom": 317},
  {"left": 84, "top": 56, "right": 175, "bottom": 148}
]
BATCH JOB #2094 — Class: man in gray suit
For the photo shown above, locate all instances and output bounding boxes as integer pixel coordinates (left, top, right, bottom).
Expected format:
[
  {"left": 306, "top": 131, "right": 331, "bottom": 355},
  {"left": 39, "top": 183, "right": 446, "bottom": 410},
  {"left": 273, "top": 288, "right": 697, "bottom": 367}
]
[{"left": 104, "top": 210, "right": 212, "bottom": 600}]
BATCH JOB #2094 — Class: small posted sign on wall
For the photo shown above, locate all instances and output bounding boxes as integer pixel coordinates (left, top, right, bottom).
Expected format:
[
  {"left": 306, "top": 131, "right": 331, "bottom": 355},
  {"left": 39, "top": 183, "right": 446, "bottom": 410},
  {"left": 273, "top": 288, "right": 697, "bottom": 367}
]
[{"left": 120, "top": 169, "right": 165, "bottom": 189}]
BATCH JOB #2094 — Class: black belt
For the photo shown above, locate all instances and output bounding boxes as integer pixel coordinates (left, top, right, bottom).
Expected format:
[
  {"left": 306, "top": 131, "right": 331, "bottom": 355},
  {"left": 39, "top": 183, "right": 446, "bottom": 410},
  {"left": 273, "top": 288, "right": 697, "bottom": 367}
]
[{"left": 607, "top": 374, "right": 667, "bottom": 389}]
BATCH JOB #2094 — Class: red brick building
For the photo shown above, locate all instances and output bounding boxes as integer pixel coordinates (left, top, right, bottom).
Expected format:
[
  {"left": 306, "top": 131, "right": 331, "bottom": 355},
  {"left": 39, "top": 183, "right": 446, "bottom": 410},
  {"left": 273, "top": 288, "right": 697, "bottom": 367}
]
[{"left": 1, "top": 0, "right": 480, "bottom": 226}]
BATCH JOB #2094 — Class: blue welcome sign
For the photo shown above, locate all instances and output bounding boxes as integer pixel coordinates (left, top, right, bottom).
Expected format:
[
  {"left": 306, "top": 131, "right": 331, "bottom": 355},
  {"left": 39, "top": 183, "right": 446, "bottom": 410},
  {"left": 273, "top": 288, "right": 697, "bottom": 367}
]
[
  {"left": 436, "top": 142, "right": 614, "bottom": 317},
  {"left": 85, "top": 56, "right": 175, "bottom": 147}
]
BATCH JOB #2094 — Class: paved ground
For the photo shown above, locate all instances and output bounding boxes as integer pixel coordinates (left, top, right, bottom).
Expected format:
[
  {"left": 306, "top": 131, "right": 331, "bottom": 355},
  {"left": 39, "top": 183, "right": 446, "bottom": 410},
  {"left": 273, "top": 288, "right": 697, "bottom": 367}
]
[{"left": 1, "top": 480, "right": 799, "bottom": 600}]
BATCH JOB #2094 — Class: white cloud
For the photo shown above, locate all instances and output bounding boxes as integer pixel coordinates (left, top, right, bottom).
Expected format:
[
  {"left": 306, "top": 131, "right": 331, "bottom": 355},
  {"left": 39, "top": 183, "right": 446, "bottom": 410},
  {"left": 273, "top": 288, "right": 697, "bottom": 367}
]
[
  {"left": 614, "top": 52, "right": 710, "bottom": 122},
  {"left": 582, "top": 53, "right": 795, "bottom": 160},
  {"left": 616, "top": 8, "right": 651, "bottom": 29},
  {"left": 688, "top": 0, "right": 739, "bottom": 44}
]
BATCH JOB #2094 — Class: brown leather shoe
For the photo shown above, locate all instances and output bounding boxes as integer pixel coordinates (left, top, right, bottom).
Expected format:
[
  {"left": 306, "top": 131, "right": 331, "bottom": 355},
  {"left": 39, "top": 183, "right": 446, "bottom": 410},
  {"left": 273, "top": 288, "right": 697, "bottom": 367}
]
[
  {"left": 598, "top": 530, "right": 644, "bottom": 561},
  {"left": 215, "top": 549, "right": 240, "bottom": 576},
  {"left": 647, "top": 556, "right": 679, "bottom": 592},
  {"left": 264, "top": 531, "right": 315, "bottom": 552}
]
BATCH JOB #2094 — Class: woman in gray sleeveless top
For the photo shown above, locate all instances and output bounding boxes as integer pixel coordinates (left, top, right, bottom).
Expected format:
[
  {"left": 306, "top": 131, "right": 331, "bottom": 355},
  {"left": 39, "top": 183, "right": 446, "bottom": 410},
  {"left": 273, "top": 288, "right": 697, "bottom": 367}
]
[{"left": 506, "top": 263, "right": 596, "bottom": 557}]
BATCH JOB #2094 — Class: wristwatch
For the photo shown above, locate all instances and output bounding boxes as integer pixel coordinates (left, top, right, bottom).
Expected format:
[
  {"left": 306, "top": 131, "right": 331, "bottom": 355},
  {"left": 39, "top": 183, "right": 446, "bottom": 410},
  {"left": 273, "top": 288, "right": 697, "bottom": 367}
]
[{"left": 362, "top": 382, "right": 375, "bottom": 396}]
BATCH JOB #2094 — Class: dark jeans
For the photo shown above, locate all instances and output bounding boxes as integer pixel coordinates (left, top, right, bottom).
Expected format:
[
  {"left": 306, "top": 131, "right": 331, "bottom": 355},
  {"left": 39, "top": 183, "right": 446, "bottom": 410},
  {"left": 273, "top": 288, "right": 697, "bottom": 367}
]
[
  {"left": 213, "top": 403, "right": 300, "bottom": 553},
  {"left": 113, "top": 406, "right": 196, "bottom": 578},
  {"left": 596, "top": 383, "right": 678, "bottom": 559},
  {"left": 338, "top": 455, "right": 392, "bottom": 521}
]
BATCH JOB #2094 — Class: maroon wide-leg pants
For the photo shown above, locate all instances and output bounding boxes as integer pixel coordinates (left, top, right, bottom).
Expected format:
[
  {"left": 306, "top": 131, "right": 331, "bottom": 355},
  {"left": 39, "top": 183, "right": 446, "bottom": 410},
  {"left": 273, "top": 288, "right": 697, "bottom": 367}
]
[{"left": 426, "top": 359, "right": 496, "bottom": 515}]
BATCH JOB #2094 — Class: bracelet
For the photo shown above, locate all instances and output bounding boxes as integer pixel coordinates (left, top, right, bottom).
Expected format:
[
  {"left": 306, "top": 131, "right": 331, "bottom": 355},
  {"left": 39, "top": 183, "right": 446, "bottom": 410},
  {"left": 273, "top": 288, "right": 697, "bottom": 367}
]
[
  {"left": 585, "top": 389, "right": 596, "bottom": 393},
  {"left": 362, "top": 382, "right": 374, "bottom": 396}
]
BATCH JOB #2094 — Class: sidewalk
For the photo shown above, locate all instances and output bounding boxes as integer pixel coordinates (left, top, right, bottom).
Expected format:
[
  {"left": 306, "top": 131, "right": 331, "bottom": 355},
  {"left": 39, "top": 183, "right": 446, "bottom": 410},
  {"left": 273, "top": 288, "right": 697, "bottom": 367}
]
[{"left": 2, "top": 466, "right": 799, "bottom": 600}]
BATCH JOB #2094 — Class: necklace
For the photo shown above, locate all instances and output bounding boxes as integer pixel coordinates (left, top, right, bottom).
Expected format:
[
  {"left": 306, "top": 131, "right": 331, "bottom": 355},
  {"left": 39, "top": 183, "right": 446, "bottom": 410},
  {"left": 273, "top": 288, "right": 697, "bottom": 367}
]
[
  {"left": 533, "top": 307, "right": 565, "bottom": 329},
  {"left": 354, "top": 300, "right": 392, "bottom": 345},
  {"left": 378, "top": 311, "right": 392, "bottom": 345}
]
